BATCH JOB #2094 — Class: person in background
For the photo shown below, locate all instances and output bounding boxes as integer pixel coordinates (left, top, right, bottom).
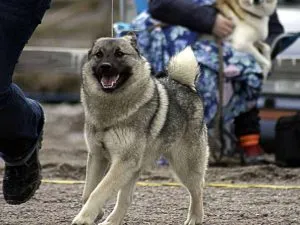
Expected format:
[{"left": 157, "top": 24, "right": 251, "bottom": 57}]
[
  {"left": 0, "top": 0, "right": 51, "bottom": 204},
  {"left": 130, "top": 0, "right": 284, "bottom": 165}
]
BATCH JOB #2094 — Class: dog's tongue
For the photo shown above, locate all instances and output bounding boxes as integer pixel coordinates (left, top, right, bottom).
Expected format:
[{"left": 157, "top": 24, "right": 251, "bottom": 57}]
[{"left": 101, "top": 74, "right": 119, "bottom": 88}]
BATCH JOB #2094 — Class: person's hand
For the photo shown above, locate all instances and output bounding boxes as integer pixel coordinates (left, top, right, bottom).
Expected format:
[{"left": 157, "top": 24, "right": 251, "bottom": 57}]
[{"left": 212, "top": 14, "right": 234, "bottom": 39}]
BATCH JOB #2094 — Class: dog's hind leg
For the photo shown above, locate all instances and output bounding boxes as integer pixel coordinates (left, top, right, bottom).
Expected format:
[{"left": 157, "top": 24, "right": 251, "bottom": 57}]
[
  {"left": 170, "top": 146, "right": 208, "bottom": 225},
  {"left": 99, "top": 172, "right": 140, "bottom": 225}
]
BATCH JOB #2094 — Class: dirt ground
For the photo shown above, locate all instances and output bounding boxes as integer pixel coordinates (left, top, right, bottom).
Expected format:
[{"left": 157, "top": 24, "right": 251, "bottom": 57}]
[
  {"left": 1, "top": 183, "right": 299, "bottom": 225},
  {"left": 1, "top": 104, "right": 300, "bottom": 225}
]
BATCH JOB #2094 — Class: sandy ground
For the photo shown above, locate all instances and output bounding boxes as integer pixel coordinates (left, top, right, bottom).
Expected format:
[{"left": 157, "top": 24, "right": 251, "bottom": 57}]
[
  {"left": 1, "top": 183, "right": 299, "bottom": 225},
  {"left": 1, "top": 104, "right": 300, "bottom": 225}
]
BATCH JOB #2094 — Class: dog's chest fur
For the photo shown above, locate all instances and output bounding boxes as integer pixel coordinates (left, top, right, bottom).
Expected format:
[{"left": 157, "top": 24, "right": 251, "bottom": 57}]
[
  {"left": 88, "top": 123, "right": 138, "bottom": 157},
  {"left": 229, "top": 10, "right": 270, "bottom": 41},
  {"left": 82, "top": 80, "right": 165, "bottom": 157}
]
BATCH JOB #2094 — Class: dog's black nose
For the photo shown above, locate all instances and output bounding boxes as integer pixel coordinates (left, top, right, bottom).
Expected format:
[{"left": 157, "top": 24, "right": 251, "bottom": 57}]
[
  {"left": 254, "top": 0, "right": 263, "bottom": 5},
  {"left": 100, "top": 63, "right": 112, "bottom": 72}
]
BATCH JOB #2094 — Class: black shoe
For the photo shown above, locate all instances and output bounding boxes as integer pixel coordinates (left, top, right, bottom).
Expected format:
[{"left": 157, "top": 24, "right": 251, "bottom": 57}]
[
  {"left": 3, "top": 103, "right": 44, "bottom": 205},
  {"left": 3, "top": 137, "right": 42, "bottom": 205}
]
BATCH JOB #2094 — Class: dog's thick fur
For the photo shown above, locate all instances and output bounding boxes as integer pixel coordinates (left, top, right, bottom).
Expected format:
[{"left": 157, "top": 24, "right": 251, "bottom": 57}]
[
  {"left": 216, "top": 0, "right": 246, "bottom": 20},
  {"left": 72, "top": 35, "right": 209, "bottom": 225},
  {"left": 216, "top": 0, "right": 278, "bottom": 79}
]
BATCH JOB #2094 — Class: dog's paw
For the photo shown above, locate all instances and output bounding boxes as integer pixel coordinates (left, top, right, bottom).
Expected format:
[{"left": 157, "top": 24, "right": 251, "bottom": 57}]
[
  {"left": 72, "top": 208, "right": 104, "bottom": 225},
  {"left": 98, "top": 222, "right": 119, "bottom": 225},
  {"left": 71, "top": 213, "right": 95, "bottom": 225},
  {"left": 262, "top": 61, "right": 272, "bottom": 81},
  {"left": 184, "top": 215, "right": 203, "bottom": 225},
  {"left": 98, "top": 218, "right": 122, "bottom": 225}
]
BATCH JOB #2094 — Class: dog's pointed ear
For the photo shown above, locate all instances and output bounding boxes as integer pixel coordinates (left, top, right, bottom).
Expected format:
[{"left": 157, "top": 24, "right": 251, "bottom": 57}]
[
  {"left": 123, "top": 32, "right": 141, "bottom": 57},
  {"left": 88, "top": 40, "right": 97, "bottom": 60},
  {"left": 88, "top": 49, "right": 92, "bottom": 60},
  {"left": 123, "top": 32, "right": 137, "bottom": 47}
]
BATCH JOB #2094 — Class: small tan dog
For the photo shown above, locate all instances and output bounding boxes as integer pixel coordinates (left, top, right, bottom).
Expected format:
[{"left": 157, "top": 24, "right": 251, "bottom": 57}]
[
  {"left": 216, "top": 0, "right": 246, "bottom": 20},
  {"left": 216, "top": 0, "right": 278, "bottom": 79}
]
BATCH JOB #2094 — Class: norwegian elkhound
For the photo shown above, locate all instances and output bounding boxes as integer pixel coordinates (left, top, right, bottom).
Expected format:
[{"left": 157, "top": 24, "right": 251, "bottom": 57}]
[{"left": 72, "top": 34, "right": 209, "bottom": 225}]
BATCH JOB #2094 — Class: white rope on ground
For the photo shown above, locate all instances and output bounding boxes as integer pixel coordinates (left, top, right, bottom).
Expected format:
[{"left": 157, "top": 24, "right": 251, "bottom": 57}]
[{"left": 41, "top": 179, "right": 300, "bottom": 190}]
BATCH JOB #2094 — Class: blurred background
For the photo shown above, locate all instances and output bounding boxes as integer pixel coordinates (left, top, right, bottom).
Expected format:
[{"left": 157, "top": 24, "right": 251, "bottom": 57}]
[
  {"left": 13, "top": 0, "right": 300, "bottom": 157},
  {"left": 13, "top": 0, "right": 137, "bottom": 101}
]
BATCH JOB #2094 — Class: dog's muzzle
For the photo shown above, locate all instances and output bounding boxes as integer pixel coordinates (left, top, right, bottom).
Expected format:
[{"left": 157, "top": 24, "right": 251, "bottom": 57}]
[
  {"left": 95, "top": 63, "right": 120, "bottom": 90},
  {"left": 253, "top": 0, "right": 264, "bottom": 5}
]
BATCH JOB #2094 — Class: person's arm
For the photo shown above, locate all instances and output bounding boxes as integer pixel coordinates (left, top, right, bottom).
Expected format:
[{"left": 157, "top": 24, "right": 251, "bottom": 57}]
[
  {"left": 148, "top": 0, "right": 218, "bottom": 34},
  {"left": 267, "top": 11, "right": 285, "bottom": 45}
]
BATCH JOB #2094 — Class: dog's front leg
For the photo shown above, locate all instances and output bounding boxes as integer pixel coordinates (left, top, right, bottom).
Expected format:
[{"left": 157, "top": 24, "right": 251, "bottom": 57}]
[
  {"left": 82, "top": 152, "right": 109, "bottom": 204},
  {"left": 72, "top": 159, "right": 140, "bottom": 225},
  {"left": 82, "top": 127, "right": 109, "bottom": 204},
  {"left": 99, "top": 171, "right": 140, "bottom": 225},
  {"left": 233, "top": 42, "right": 271, "bottom": 80},
  {"left": 256, "top": 41, "right": 271, "bottom": 61},
  {"left": 256, "top": 41, "right": 272, "bottom": 80}
]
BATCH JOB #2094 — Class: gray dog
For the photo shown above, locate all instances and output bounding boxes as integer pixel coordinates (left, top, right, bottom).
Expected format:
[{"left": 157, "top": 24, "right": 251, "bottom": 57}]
[{"left": 72, "top": 34, "right": 209, "bottom": 225}]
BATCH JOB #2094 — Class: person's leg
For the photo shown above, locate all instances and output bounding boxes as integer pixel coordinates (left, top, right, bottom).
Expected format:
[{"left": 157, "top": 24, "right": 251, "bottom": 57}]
[
  {"left": 0, "top": 0, "right": 51, "bottom": 161},
  {"left": 0, "top": 0, "right": 51, "bottom": 204},
  {"left": 234, "top": 107, "right": 266, "bottom": 165}
]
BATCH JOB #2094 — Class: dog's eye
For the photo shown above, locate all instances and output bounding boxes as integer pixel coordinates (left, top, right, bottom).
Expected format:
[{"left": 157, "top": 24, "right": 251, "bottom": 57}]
[
  {"left": 115, "top": 51, "right": 125, "bottom": 58},
  {"left": 95, "top": 51, "right": 103, "bottom": 58}
]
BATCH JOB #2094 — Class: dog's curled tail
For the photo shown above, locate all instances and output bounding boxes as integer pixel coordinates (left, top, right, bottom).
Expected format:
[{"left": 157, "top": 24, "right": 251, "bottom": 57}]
[{"left": 167, "top": 46, "right": 200, "bottom": 92}]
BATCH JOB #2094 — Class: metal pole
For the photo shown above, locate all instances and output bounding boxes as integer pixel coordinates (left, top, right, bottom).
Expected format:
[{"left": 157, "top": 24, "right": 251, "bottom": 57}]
[
  {"left": 119, "top": 0, "right": 125, "bottom": 22},
  {"left": 112, "top": 0, "right": 114, "bottom": 37}
]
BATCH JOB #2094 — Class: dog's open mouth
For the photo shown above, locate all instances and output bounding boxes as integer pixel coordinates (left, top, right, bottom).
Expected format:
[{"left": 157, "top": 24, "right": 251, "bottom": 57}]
[
  {"left": 93, "top": 65, "right": 132, "bottom": 92},
  {"left": 98, "top": 74, "right": 120, "bottom": 91},
  {"left": 100, "top": 74, "right": 120, "bottom": 89}
]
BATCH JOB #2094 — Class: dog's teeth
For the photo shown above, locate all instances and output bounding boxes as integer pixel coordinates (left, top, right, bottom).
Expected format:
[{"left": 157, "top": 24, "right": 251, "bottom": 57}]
[
  {"left": 112, "top": 75, "right": 120, "bottom": 86},
  {"left": 101, "top": 74, "right": 120, "bottom": 88}
]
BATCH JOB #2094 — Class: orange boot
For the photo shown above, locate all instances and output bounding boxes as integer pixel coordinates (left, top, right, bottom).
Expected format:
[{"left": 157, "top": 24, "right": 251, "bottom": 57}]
[{"left": 239, "top": 134, "right": 268, "bottom": 165}]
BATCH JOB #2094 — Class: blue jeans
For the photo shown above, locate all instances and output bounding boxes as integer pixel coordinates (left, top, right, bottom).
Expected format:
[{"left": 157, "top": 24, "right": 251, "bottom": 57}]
[{"left": 0, "top": 0, "right": 51, "bottom": 162}]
